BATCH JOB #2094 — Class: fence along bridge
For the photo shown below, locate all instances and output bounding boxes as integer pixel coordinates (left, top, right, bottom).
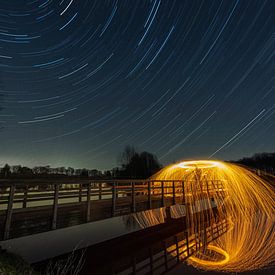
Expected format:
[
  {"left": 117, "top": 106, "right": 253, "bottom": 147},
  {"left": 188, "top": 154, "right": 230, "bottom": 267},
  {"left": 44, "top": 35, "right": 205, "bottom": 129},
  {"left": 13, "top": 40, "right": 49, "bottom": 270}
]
[{"left": 0, "top": 178, "right": 226, "bottom": 241}]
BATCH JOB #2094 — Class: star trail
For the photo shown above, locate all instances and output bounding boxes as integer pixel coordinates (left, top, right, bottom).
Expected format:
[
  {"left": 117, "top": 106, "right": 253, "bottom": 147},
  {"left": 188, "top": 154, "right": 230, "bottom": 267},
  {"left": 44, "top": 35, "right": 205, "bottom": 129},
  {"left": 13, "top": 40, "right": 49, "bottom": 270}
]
[{"left": 0, "top": 0, "right": 274, "bottom": 169}]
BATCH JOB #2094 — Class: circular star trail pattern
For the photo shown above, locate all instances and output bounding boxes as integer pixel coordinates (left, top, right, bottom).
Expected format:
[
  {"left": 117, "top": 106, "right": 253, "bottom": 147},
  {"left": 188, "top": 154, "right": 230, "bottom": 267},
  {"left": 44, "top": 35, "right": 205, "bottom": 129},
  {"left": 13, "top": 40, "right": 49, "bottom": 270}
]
[{"left": 0, "top": 0, "right": 274, "bottom": 169}]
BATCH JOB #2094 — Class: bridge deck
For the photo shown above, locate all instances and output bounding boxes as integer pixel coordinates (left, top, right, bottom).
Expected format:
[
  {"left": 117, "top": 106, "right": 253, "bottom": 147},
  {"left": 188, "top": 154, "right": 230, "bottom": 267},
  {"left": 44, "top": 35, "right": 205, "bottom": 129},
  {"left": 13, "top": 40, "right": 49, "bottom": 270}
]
[{"left": 34, "top": 216, "right": 228, "bottom": 275}]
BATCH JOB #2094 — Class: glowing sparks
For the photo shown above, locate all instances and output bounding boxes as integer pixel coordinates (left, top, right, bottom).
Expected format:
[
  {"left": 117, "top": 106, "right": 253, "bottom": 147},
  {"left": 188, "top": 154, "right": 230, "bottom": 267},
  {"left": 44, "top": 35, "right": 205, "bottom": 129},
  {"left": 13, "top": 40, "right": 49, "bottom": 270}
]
[
  {"left": 152, "top": 160, "right": 274, "bottom": 272},
  {"left": 176, "top": 160, "right": 224, "bottom": 169},
  {"left": 189, "top": 245, "right": 230, "bottom": 266}
]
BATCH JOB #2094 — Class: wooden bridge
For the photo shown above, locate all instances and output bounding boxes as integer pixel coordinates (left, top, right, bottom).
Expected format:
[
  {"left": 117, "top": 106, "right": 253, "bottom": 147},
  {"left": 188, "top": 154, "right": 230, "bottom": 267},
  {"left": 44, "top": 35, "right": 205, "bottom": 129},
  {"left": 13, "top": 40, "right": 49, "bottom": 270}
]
[
  {"left": 0, "top": 177, "right": 225, "bottom": 241},
  {"left": 0, "top": 177, "right": 230, "bottom": 274}
]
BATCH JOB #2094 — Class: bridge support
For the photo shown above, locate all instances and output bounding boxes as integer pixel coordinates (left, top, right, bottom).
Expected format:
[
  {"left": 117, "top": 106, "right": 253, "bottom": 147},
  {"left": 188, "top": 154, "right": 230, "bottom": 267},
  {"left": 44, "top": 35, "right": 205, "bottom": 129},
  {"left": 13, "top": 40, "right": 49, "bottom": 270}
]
[
  {"left": 165, "top": 206, "right": 172, "bottom": 222},
  {"left": 86, "top": 184, "right": 91, "bottom": 222},
  {"left": 148, "top": 181, "right": 152, "bottom": 209},
  {"left": 161, "top": 181, "right": 165, "bottom": 207},
  {"left": 52, "top": 184, "right": 59, "bottom": 230},
  {"left": 131, "top": 182, "right": 136, "bottom": 213},
  {"left": 3, "top": 186, "right": 15, "bottom": 240},
  {"left": 112, "top": 182, "right": 116, "bottom": 217},
  {"left": 23, "top": 185, "right": 28, "bottom": 208}
]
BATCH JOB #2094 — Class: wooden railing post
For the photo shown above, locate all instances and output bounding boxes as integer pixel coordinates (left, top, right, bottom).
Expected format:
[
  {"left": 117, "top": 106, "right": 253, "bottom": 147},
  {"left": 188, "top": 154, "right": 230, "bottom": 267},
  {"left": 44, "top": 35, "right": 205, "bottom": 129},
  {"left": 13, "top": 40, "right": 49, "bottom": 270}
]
[
  {"left": 161, "top": 181, "right": 165, "bottom": 207},
  {"left": 3, "top": 185, "right": 15, "bottom": 240},
  {"left": 86, "top": 183, "right": 91, "bottom": 222},
  {"left": 148, "top": 181, "right": 151, "bottom": 209},
  {"left": 186, "top": 231, "right": 190, "bottom": 257},
  {"left": 112, "top": 182, "right": 116, "bottom": 217},
  {"left": 175, "top": 235, "right": 180, "bottom": 263},
  {"left": 195, "top": 232, "right": 198, "bottom": 251},
  {"left": 132, "top": 182, "right": 136, "bottom": 212},
  {"left": 23, "top": 185, "right": 28, "bottom": 208},
  {"left": 202, "top": 227, "right": 207, "bottom": 251},
  {"left": 99, "top": 183, "right": 102, "bottom": 200},
  {"left": 163, "top": 240, "right": 168, "bottom": 271},
  {"left": 79, "top": 184, "right": 82, "bottom": 202},
  {"left": 181, "top": 180, "right": 185, "bottom": 205},
  {"left": 172, "top": 181, "right": 176, "bottom": 204},
  {"left": 52, "top": 184, "right": 59, "bottom": 230}
]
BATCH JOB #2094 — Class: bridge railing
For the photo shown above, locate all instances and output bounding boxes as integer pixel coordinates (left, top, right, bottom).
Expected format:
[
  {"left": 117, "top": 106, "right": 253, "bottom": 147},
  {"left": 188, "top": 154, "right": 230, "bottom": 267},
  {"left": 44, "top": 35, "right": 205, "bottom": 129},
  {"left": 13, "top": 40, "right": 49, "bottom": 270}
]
[
  {"left": 0, "top": 178, "right": 226, "bottom": 240},
  {"left": 0, "top": 179, "right": 185, "bottom": 209},
  {"left": 0, "top": 179, "right": 185, "bottom": 240}
]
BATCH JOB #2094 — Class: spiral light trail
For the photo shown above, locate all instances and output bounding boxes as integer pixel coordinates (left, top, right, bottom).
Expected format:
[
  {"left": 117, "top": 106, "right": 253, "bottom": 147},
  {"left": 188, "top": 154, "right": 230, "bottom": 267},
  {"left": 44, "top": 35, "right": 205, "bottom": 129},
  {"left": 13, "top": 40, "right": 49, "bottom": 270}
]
[{"left": 151, "top": 160, "right": 274, "bottom": 272}]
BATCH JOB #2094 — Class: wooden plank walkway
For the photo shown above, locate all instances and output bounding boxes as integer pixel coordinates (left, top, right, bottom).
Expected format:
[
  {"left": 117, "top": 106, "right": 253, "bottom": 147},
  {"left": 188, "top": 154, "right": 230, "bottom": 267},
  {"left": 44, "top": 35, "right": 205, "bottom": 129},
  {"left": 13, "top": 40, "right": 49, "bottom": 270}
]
[{"left": 34, "top": 215, "right": 228, "bottom": 275}]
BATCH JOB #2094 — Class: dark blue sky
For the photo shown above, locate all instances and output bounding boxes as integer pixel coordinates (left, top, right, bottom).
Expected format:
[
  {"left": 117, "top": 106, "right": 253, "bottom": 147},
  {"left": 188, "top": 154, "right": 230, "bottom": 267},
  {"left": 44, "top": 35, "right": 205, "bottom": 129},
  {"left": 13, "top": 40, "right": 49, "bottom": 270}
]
[{"left": 0, "top": 0, "right": 274, "bottom": 169}]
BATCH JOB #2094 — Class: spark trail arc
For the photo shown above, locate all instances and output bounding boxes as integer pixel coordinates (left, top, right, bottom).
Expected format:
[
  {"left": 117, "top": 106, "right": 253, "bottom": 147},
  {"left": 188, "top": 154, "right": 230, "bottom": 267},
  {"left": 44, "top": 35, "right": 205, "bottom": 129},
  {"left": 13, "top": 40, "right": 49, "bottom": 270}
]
[{"left": 152, "top": 160, "right": 274, "bottom": 272}]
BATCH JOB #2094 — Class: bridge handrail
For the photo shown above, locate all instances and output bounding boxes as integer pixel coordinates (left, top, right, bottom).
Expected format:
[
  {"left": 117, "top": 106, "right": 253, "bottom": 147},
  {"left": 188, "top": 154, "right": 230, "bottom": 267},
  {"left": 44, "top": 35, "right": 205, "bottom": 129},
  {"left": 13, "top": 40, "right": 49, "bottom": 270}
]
[
  {"left": 0, "top": 178, "right": 226, "bottom": 240},
  {"left": 0, "top": 178, "right": 225, "bottom": 187}
]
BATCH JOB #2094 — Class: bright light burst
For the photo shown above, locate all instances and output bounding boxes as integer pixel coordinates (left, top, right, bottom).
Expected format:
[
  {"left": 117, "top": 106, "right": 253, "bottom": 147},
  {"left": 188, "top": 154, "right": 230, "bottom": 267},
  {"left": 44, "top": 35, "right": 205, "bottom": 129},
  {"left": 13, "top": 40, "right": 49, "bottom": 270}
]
[{"left": 152, "top": 160, "right": 275, "bottom": 272}]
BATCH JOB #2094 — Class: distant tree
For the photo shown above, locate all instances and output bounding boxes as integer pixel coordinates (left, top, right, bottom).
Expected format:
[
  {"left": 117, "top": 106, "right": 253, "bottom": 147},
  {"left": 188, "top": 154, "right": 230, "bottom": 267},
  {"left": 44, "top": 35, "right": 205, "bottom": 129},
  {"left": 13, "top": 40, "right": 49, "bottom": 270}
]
[
  {"left": 139, "top": 151, "right": 162, "bottom": 178},
  {"left": 119, "top": 146, "right": 161, "bottom": 178},
  {"left": 89, "top": 169, "right": 102, "bottom": 178},
  {"left": 111, "top": 167, "right": 122, "bottom": 178},
  {"left": 1, "top": 164, "right": 11, "bottom": 178},
  {"left": 120, "top": 145, "right": 137, "bottom": 168},
  {"left": 234, "top": 152, "right": 275, "bottom": 175},
  {"left": 67, "top": 167, "right": 75, "bottom": 176},
  {"left": 75, "top": 169, "right": 82, "bottom": 176},
  {"left": 81, "top": 168, "right": 89, "bottom": 177},
  {"left": 103, "top": 170, "right": 112, "bottom": 178},
  {"left": 32, "top": 165, "right": 50, "bottom": 175},
  {"left": 20, "top": 166, "right": 33, "bottom": 176},
  {"left": 11, "top": 165, "right": 22, "bottom": 174},
  {"left": 57, "top": 167, "right": 66, "bottom": 175}
]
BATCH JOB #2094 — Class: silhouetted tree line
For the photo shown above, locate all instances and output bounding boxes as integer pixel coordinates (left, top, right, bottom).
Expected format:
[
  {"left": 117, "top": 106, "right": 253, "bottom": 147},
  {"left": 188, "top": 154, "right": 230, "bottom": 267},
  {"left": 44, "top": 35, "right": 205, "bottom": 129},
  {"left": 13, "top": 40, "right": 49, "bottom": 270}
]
[
  {"left": 3, "top": 149, "right": 273, "bottom": 180},
  {"left": 0, "top": 164, "right": 108, "bottom": 179},
  {"left": 233, "top": 152, "right": 275, "bottom": 175},
  {"left": 0, "top": 146, "right": 162, "bottom": 179}
]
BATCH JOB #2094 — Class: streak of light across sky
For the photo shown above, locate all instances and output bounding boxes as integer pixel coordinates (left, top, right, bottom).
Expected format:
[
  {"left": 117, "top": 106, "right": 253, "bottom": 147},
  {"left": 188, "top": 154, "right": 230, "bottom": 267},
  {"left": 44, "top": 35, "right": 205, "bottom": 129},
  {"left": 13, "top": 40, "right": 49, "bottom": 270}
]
[{"left": 0, "top": 0, "right": 274, "bottom": 169}]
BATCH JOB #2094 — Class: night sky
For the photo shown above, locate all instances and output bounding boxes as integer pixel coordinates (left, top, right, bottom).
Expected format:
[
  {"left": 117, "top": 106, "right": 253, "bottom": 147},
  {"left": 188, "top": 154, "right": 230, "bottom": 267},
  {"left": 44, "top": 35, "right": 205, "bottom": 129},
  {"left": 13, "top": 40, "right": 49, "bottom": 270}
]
[{"left": 0, "top": 0, "right": 274, "bottom": 170}]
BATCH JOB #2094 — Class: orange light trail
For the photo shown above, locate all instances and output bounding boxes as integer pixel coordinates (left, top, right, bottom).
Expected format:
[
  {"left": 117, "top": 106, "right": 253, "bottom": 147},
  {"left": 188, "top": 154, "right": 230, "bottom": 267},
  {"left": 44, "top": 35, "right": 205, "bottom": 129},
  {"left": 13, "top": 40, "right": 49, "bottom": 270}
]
[{"left": 151, "top": 160, "right": 274, "bottom": 272}]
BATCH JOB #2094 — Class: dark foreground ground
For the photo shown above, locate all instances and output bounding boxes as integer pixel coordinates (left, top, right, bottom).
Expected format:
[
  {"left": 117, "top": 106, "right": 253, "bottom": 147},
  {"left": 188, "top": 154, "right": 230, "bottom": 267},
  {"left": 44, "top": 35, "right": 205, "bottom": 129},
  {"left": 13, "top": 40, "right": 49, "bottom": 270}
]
[{"left": 168, "top": 263, "right": 275, "bottom": 275}]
